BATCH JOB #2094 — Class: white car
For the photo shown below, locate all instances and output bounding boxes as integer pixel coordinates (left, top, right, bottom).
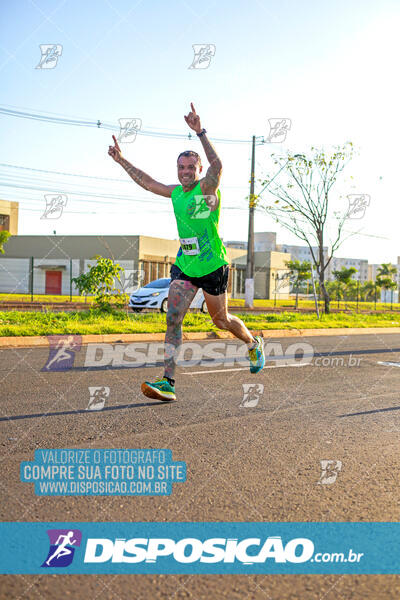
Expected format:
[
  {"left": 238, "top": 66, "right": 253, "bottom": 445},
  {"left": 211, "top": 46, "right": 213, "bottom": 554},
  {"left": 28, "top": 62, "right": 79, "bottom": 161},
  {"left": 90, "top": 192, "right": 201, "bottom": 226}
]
[{"left": 129, "top": 277, "right": 208, "bottom": 313}]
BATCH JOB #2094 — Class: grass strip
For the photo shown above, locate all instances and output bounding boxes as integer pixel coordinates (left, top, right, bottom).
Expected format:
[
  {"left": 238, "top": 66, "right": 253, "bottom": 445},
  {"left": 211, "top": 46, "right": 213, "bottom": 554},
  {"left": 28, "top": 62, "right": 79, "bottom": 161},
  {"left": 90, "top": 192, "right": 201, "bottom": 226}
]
[{"left": 1, "top": 310, "right": 400, "bottom": 337}]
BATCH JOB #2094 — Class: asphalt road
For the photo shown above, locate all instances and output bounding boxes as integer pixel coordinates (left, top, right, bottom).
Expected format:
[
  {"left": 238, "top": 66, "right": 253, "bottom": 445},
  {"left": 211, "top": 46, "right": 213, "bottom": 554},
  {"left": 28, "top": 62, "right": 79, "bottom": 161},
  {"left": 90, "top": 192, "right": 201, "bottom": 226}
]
[{"left": 1, "top": 332, "right": 400, "bottom": 599}]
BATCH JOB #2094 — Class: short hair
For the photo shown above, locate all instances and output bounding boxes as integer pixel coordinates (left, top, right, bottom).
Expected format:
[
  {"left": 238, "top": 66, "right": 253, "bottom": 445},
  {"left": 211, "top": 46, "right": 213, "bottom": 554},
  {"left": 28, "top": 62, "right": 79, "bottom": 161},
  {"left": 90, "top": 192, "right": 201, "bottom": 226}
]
[{"left": 177, "top": 150, "right": 202, "bottom": 166}]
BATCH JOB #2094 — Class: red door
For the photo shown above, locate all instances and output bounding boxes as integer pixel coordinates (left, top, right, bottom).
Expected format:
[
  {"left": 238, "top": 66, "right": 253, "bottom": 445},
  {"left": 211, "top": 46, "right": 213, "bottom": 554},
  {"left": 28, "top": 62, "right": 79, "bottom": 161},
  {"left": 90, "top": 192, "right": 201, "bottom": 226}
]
[{"left": 45, "top": 271, "right": 62, "bottom": 294}]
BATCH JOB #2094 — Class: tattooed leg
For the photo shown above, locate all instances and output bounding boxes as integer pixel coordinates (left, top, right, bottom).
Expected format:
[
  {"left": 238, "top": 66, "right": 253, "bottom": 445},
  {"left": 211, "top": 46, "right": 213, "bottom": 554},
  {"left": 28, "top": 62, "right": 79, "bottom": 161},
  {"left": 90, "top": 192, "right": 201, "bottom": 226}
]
[{"left": 164, "top": 279, "right": 198, "bottom": 379}]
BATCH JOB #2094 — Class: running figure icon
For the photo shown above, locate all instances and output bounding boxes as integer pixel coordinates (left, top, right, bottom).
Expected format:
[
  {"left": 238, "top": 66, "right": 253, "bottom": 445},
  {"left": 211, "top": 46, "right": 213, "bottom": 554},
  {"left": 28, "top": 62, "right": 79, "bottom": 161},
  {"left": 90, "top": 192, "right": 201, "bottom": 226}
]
[
  {"left": 45, "top": 531, "right": 77, "bottom": 566},
  {"left": 42, "top": 335, "right": 82, "bottom": 372}
]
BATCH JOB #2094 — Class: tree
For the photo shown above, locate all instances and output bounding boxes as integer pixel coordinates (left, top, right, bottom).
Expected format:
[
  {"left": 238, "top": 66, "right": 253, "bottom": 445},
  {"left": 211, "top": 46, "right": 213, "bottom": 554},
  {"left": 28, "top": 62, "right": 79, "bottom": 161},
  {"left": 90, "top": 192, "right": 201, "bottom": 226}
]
[
  {"left": 345, "top": 279, "right": 358, "bottom": 301},
  {"left": 327, "top": 280, "right": 344, "bottom": 307},
  {"left": 376, "top": 263, "right": 397, "bottom": 305},
  {"left": 0, "top": 231, "right": 11, "bottom": 254},
  {"left": 362, "top": 280, "right": 380, "bottom": 302},
  {"left": 72, "top": 255, "right": 127, "bottom": 311},
  {"left": 284, "top": 259, "right": 311, "bottom": 308},
  {"left": 332, "top": 266, "right": 357, "bottom": 285},
  {"left": 332, "top": 266, "right": 357, "bottom": 305},
  {"left": 258, "top": 143, "right": 355, "bottom": 313},
  {"left": 377, "top": 263, "right": 397, "bottom": 282}
]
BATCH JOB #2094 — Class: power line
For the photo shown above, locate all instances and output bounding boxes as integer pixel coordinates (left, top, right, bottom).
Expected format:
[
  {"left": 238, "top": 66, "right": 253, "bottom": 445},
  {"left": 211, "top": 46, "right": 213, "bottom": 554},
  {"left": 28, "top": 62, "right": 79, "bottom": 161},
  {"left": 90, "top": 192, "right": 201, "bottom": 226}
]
[
  {"left": 0, "top": 162, "right": 136, "bottom": 183},
  {"left": 0, "top": 180, "right": 250, "bottom": 213},
  {"left": 0, "top": 163, "right": 249, "bottom": 189},
  {"left": 0, "top": 180, "right": 165, "bottom": 204},
  {"left": 3, "top": 191, "right": 249, "bottom": 213},
  {"left": 0, "top": 162, "right": 252, "bottom": 215},
  {"left": 21, "top": 206, "right": 173, "bottom": 215},
  {"left": 0, "top": 105, "right": 266, "bottom": 145}
]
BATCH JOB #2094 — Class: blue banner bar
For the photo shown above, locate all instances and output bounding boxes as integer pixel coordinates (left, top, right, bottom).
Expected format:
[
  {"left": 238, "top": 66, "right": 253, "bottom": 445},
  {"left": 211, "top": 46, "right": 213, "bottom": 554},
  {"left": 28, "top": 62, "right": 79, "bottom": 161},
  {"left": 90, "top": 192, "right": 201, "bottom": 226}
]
[{"left": 1, "top": 522, "right": 400, "bottom": 574}]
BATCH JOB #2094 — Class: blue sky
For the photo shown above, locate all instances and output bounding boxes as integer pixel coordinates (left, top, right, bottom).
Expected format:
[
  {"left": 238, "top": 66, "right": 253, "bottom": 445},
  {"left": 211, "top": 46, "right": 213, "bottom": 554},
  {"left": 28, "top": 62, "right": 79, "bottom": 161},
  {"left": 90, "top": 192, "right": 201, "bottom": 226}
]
[{"left": 1, "top": 0, "right": 400, "bottom": 263}]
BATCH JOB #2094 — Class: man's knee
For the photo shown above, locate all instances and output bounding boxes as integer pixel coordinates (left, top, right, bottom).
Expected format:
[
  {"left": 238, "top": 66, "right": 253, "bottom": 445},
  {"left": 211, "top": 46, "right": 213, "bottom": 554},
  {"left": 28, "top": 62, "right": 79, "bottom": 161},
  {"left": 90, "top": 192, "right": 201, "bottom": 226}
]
[
  {"left": 166, "top": 306, "right": 183, "bottom": 328},
  {"left": 212, "top": 315, "right": 230, "bottom": 330}
]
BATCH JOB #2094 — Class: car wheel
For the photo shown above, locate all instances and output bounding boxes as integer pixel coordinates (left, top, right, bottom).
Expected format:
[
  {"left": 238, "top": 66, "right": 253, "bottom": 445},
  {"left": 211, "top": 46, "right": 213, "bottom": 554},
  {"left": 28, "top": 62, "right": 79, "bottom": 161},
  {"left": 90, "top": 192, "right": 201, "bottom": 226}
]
[
  {"left": 161, "top": 298, "right": 168, "bottom": 313},
  {"left": 201, "top": 300, "right": 208, "bottom": 313}
]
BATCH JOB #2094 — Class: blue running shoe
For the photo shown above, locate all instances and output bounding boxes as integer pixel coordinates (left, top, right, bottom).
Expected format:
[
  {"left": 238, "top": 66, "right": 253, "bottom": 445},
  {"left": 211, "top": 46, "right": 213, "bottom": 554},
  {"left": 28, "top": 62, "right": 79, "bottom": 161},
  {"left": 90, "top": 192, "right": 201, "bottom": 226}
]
[
  {"left": 248, "top": 336, "right": 265, "bottom": 374},
  {"left": 141, "top": 377, "right": 176, "bottom": 402}
]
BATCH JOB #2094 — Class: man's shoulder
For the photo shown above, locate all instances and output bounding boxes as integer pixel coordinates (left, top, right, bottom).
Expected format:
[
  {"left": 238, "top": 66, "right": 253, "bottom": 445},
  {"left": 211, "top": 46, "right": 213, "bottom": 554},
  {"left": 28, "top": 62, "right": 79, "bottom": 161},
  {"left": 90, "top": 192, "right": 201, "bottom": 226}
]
[{"left": 170, "top": 184, "right": 182, "bottom": 196}]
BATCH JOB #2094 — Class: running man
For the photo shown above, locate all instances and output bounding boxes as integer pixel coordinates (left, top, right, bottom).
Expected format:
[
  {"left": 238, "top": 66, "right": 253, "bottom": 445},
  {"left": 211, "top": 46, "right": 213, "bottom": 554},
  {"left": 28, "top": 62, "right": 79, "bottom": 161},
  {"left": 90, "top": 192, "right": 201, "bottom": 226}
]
[
  {"left": 108, "top": 103, "right": 265, "bottom": 401},
  {"left": 44, "top": 336, "right": 77, "bottom": 371},
  {"left": 45, "top": 531, "right": 77, "bottom": 566}
]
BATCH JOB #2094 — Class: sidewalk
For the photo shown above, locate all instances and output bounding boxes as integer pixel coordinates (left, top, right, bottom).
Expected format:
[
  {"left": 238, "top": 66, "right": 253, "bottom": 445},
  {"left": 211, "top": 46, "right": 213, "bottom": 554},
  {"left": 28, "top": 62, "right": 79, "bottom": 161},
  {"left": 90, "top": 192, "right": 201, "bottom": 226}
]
[{"left": 1, "top": 327, "right": 400, "bottom": 348}]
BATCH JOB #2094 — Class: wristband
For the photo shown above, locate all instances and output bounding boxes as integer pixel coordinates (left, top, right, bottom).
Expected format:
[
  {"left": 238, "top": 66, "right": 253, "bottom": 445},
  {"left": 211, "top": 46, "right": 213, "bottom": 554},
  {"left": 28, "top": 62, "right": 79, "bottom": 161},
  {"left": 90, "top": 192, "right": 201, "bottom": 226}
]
[{"left": 196, "top": 128, "right": 207, "bottom": 137}]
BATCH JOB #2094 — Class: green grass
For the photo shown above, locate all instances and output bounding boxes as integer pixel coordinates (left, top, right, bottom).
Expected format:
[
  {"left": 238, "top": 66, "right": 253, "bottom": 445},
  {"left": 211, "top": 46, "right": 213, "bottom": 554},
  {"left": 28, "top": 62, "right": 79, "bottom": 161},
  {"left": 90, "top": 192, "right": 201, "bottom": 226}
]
[
  {"left": 0, "top": 293, "right": 94, "bottom": 303},
  {"left": 1, "top": 309, "right": 400, "bottom": 337},
  {"left": 2, "top": 293, "right": 398, "bottom": 313},
  {"left": 228, "top": 298, "right": 400, "bottom": 311}
]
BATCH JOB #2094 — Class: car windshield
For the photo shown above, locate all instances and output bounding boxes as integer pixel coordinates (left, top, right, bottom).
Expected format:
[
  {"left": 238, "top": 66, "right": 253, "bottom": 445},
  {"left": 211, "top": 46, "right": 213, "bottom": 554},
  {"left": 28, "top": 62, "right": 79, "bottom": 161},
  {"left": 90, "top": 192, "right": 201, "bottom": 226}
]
[{"left": 143, "top": 278, "right": 171, "bottom": 289}]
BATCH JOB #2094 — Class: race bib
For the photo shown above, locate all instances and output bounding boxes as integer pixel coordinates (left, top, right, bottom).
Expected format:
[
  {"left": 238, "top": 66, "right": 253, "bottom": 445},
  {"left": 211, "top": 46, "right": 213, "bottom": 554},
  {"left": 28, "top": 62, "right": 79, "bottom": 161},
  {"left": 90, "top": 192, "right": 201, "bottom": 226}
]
[{"left": 179, "top": 237, "right": 200, "bottom": 255}]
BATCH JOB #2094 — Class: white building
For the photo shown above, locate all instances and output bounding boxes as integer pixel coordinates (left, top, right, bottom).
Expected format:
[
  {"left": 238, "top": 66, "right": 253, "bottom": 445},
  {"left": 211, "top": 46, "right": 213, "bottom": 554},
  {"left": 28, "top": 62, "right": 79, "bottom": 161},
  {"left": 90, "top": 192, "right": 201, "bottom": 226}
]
[
  {"left": 227, "top": 232, "right": 399, "bottom": 292},
  {"left": 225, "top": 232, "right": 277, "bottom": 252},
  {"left": 326, "top": 257, "right": 369, "bottom": 282},
  {"left": 276, "top": 243, "right": 329, "bottom": 266},
  {"left": 227, "top": 233, "right": 331, "bottom": 273},
  {"left": 254, "top": 232, "right": 277, "bottom": 252}
]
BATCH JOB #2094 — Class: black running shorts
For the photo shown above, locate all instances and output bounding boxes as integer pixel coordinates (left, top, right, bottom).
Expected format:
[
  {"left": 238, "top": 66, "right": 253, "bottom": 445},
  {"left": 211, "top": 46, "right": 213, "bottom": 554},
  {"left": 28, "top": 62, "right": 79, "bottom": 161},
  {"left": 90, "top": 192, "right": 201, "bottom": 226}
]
[{"left": 170, "top": 263, "right": 229, "bottom": 296}]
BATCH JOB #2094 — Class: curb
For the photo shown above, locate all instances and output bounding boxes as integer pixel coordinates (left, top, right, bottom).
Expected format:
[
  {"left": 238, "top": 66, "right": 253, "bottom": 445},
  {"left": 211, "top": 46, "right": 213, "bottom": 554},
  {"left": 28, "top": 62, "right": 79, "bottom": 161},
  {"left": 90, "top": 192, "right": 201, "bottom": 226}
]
[{"left": 1, "top": 327, "right": 400, "bottom": 349}]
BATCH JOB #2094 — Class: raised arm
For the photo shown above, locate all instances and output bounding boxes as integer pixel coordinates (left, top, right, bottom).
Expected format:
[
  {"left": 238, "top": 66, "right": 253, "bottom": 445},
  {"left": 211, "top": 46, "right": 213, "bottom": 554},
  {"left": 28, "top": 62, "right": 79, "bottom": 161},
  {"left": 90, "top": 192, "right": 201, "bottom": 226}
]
[
  {"left": 108, "top": 135, "right": 175, "bottom": 198},
  {"left": 184, "top": 103, "right": 222, "bottom": 197}
]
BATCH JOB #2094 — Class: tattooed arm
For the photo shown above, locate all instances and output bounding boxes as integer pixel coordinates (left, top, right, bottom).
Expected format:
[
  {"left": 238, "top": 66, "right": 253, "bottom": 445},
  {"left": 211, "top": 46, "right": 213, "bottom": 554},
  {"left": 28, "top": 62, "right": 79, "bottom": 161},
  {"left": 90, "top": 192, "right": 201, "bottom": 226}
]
[
  {"left": 184, "top": 102, "right": 222, "bottom": 204},
  {"left": 117, "top": 156, "right": 176, "bottom": 198},
  {"left": 108, "top": 135, "right": 176, "bottom": 198},
  {"left": 198, "top": 132, "right": 222, "bottom": 196}
]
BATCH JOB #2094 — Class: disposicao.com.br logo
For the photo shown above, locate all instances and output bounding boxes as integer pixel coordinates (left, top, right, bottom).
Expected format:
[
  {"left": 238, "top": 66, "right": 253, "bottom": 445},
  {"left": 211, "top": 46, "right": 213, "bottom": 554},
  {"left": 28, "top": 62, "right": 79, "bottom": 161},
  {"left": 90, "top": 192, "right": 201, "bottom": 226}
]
[
  {"left": 42, "top": 532, "right": 363, "bottom": 568},
  {"left": 84, "top": 535, "right": 314, "bottom": 564},
  {"left": 82, "top": 536, "right": 364, "bottom": 567}
]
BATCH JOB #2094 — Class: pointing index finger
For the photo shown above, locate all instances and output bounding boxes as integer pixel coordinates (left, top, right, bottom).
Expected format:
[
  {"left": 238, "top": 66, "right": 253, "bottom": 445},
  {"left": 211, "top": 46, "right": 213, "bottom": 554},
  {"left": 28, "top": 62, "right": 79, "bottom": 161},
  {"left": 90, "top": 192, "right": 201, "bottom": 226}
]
[
  {"left": 112, "top": 135, "right": 121, "bottom": 152},
  {"left": 190, "top": 102, "right": 196, "bottom": 114}
]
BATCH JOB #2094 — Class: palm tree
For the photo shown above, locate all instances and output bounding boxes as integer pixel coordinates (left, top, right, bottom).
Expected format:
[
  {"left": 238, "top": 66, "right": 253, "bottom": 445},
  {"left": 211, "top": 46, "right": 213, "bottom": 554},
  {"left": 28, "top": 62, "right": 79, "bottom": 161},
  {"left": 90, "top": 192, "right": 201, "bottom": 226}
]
[
  {"left": 362, "top": 280, "right": 380, "bottom": 302},
  {"left": 285, "top": 260, "right": 312, "bottom": 309},
  {"left": 377, "top": 263, "right": 397, "bottom": 307},
  {"left": 345, "top": 279, "right": 358, "bottom": 301},
  {"left": 377, "top": 263, "right": 397, "bottom": 279},
  {"left": 332, "top": 267, "right": 357, "bottom": 307}
]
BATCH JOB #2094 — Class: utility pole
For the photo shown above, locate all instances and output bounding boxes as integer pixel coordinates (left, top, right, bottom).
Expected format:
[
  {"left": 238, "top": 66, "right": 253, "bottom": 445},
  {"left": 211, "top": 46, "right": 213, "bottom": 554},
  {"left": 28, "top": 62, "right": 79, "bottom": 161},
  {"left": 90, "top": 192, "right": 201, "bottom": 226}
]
[{"left": 245, "top": 135, "right": 256, "bottom": 307}]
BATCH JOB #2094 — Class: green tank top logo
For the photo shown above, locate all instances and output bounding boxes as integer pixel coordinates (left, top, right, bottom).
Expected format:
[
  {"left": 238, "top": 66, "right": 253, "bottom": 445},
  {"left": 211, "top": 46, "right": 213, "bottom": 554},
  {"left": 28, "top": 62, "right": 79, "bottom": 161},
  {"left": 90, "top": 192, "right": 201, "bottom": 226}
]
[
  {"left": 186, "top": 196, "right": 211, "bottom": 219},
  {"left": 171, "top": 181, "right": 228, "bottom": 278}
]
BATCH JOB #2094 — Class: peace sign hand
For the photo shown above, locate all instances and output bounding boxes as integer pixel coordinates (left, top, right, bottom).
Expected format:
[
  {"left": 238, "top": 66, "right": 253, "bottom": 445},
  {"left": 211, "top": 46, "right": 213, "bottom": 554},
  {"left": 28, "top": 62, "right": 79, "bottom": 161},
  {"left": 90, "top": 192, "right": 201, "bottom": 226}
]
[
  {"left": 108, "top": 135, "right": 123, "bottom": 162},
  {"left": 184, "top": 102, "right": 202, "bottom": 133}
]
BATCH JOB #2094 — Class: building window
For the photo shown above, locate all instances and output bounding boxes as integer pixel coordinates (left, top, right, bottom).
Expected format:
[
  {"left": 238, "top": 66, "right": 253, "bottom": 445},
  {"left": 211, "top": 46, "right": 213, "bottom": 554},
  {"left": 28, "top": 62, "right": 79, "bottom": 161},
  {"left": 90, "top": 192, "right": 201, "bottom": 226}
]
[
  {"left": 141, "top": 261, "right": 173, "bottom": 286},
  {"left": 0, "top": 214, "right": 10, "bottom": 231}
]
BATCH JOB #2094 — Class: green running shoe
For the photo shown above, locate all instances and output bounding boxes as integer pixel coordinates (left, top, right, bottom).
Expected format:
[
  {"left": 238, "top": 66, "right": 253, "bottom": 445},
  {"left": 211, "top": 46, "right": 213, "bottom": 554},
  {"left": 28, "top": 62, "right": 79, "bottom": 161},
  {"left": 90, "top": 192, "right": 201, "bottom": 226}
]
[
  {"left": 141, "top": 377, "right": 176, "bottom": 402},
  {"left": 248, "top": 336, "right": 265, "bottom": 374}
]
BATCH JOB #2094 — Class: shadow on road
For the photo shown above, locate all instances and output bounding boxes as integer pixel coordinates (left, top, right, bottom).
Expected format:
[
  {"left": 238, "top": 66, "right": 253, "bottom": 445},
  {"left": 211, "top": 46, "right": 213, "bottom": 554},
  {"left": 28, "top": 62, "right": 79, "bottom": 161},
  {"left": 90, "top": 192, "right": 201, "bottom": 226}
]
[
  {"left": 339, "top": 405, "right": 400, "bottom": 418},
  {"left": 0, "top": 401, "right": 168, "bottom": 422}
]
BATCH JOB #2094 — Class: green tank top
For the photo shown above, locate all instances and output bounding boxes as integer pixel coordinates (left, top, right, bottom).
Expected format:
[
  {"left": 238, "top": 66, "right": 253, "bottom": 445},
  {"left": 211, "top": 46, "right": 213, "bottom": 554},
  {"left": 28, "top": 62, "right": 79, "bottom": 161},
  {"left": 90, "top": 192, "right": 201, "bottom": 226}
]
[{"left": 171, "top": 181, "right": 228, "bottom": 277}]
